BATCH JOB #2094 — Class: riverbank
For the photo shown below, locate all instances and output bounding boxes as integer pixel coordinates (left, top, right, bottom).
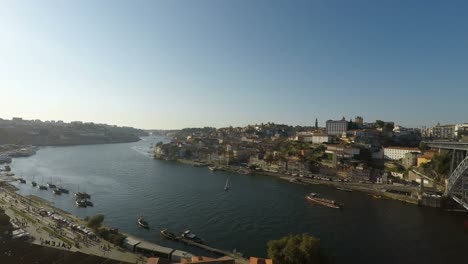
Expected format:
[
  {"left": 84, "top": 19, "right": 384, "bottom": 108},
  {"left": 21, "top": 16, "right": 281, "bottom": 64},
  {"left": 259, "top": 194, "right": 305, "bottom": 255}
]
[
  {"left": 0, "top": 182, "right": 146, "bottom": 263},
  {"left": 172, "top": 158, "right": 420, "bottom": 205}
]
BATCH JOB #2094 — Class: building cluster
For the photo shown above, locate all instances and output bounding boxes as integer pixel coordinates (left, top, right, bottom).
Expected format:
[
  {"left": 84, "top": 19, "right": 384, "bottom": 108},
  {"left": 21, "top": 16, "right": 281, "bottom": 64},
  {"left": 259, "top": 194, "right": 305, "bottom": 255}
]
[
  {"left": 420, "top": 122, "right": 468, "bottom": 140},
  {"left": 155, "top": 116, "right": 461, "bottom": 185}
]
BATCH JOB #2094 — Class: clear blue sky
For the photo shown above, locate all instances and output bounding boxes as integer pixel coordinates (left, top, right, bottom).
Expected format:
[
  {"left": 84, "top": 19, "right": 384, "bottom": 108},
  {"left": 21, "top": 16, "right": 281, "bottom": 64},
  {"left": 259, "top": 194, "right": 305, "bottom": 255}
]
[{"left": 1, "top": 0, "right": 467, "bottom": 129}]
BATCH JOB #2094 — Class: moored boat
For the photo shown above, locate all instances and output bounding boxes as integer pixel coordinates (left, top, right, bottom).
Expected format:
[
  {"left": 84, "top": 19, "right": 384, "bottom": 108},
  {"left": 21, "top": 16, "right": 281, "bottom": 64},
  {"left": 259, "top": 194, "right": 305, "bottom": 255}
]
[
  {"left": 31, "top": 181, "right": 37, "bottom": 187},
  {"left": 58, "top": 187, "right": 69, "bottom": 194},
  {"left": 75, "top": 192, "right": 91, "bottom": 199},
  {"left": 181, "top": 230, "right": 204, "bottom": 244},
  {"left": 53, "top": 188, "right": 61, "bottom": 195},
  {"left": 47, "top": 183, "right": 57, "bottom": 189},
  {"left": 75, "top": 199, "right": 87, "bottom": 207},
  {"left": 137, "top": 215, "right": 149, "bottom": 229},
  {"left": 336, "top": 187, "right": 353, "bottom": 192},
  {"left": 306, "top": 193, "right": 342, "bottom": 209},
  {"left": 160, "top": 229, "right": 178, "bottom": 241},
  {"left": 38, "top": 185, "right": 48, "bottom": 190},
  {"left": 18, "top": 178, "right": 26, "bottom": 184}
]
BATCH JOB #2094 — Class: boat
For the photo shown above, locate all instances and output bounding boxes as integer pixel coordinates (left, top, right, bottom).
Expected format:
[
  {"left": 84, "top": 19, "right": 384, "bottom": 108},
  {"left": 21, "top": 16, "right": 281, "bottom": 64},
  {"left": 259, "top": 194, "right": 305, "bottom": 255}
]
[
  {"left": 336, "top": 187, "right": 353, "bottom": 192},
  {"left": 137, "top": 215, "right": 149, "bottom": 229},
  {"left": 38, "top": 185, "right": 48, "bottom": 190},
  {"left": 75, "top": 199, "right": 87, "bottom": 207},
  {"left": 305, "top": 193, "right": 342, "bottom": 209},
  {"left": 47, "top": 183, "right": 57, "bottom": 189},
  {"left": 181, "top": 230, "right": 204, "bottom": 243},
  {"left": 75, "top": 192, "right": 91, "bottom": 199},
  {"left": 18, "top": 178, "right": 26, "bottom": 184},
  {"left": 224, "top": 177, "right": 230, "bottom": 191},
  {"left": 208, "top": 166, "right": 217, "bottom": 171},
  {"left": 4, "top": 165, "right": 11, "bottom": 171},
  {"left": 160, "top": 229, "right": 178, "bottom": 241},
  {"left": 85, "top": 200, "right": 93, "bottom": 207},
  {"left": 58, "top": 187, "right": 69, "bottom": 194},
  {"left": 53, "top": 188, "right": 61, "bottom": 195},
  {"left": 31, "top": 181, "right": 37, "bottom": 187}
]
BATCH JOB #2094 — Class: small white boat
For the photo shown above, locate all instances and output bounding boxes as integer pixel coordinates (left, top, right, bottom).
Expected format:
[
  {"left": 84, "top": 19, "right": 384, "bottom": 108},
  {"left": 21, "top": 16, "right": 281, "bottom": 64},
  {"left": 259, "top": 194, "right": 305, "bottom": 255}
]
[
  {"left": 138, "top": 215, "right": 149, "bottom": 229},
  {"left": 224, "top": 177, "right": 230, "bottom": 191}
]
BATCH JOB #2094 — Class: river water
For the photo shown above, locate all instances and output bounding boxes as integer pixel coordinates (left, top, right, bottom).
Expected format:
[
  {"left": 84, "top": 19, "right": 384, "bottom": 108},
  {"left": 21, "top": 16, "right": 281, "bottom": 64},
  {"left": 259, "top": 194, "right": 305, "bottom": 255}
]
[{"left": 8, "top": 136, "right": 467, "bottom": 263}]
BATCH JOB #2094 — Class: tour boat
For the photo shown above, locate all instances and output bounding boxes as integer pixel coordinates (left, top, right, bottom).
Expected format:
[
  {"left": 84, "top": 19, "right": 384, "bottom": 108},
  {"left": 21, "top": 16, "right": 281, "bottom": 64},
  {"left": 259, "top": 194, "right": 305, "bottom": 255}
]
[
  {"left": 75, "top": 192, "right": 91, "bottom": 199},
  {"left": 58, "top": 187, "right": 69, "bottom": 194},
  {"left": 137, "top": 215, "right": 149, "bottom": 229},
  {"left": 75, "top": 199, "right": 87, "bottom": 208},
  {"left": 306, "top": 193, "right": 342, "bottom": 209},
  {"left": 160, "top": 229, "right": 178, "bottom": 241},
  {"left": 336, "top": 187, "right": 353, "bottom": 192}
]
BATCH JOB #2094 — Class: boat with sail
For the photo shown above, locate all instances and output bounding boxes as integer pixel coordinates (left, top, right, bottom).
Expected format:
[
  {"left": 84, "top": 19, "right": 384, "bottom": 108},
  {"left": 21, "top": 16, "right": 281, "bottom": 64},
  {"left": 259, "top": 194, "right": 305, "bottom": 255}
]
[
  {"left": 224, "top": 177, "right": 230, "bottom": 191},
  {"left": 305, "top": 193, "right": 342, "bottom": 209},
  {"left": 137, "top": 215, "right": 149, "bottom": 229}
]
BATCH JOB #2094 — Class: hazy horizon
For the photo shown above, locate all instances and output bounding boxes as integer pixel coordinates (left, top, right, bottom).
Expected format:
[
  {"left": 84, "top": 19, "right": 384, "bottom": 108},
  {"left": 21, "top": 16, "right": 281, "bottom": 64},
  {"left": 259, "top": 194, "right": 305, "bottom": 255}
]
[{"left": 1, "top": 1, "right": 467, "bottom": 129}]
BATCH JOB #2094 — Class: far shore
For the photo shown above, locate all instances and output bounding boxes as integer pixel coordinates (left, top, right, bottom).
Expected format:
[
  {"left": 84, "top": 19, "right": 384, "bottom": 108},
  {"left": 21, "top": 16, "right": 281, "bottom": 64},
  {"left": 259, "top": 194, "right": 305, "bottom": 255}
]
[{"left": 166, "top": 158, "right": 420, "bottom": 205}]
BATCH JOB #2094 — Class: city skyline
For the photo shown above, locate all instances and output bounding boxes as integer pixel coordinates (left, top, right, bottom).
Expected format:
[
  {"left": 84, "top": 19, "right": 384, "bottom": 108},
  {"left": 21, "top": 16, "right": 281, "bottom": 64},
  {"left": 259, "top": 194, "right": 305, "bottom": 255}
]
[{"left": 1, "top": 1, "right": 468, "bottom": 129}]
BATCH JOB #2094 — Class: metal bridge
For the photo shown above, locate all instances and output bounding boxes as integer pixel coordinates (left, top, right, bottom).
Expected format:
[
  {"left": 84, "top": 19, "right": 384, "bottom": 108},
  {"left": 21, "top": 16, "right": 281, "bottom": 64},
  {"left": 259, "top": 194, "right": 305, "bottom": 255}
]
[{"left": 425, "top": 142, "right": 468, "bottom": 210}]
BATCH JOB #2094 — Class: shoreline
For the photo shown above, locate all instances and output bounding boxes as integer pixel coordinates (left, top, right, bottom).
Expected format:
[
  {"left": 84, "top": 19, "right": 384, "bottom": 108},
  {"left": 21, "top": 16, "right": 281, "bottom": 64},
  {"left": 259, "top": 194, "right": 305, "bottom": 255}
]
[{"left": 171, "top": 158, "right": 420, "bottom": 205}]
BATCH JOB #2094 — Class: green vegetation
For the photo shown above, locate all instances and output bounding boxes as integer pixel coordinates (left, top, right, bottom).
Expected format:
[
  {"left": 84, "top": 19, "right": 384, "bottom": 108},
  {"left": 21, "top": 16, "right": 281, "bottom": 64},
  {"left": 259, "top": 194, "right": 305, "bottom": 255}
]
[
  {"left": 87, "top": 214, "right": 105, "bottom": 230},
  {"left": 96, "top": 228, "right": 126, "bottom": 246},
  {"left": 267, "top": 233, "right": 333, "bottom": 264},
  {"left": 10, "top": 207, "right": 36, "bottom": 223},
  {"left": 375, "top": 120, "right": 385, "bottom": 128},
  {"left": 432, "top": 151, "right": 451, "bottom": 176},
  {"left": 419, "top": 141, "right": 427, "bottom": 151},
  {"left": 85, "top": 214, "right": 125, "bottom": 246}
]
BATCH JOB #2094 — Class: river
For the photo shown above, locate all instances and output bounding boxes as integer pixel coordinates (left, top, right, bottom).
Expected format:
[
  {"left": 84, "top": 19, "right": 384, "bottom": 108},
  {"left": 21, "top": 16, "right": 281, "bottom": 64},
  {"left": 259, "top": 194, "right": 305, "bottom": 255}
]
[{"left": 8, "top": 136, "right": 467, "bottom": 263}]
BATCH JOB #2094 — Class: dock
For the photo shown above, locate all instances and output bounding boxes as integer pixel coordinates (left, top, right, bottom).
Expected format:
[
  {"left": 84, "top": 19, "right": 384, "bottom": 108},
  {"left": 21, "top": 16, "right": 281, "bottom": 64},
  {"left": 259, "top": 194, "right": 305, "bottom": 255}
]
[{"left": 178, "top": 237, "right": 248, "bottom": 264}]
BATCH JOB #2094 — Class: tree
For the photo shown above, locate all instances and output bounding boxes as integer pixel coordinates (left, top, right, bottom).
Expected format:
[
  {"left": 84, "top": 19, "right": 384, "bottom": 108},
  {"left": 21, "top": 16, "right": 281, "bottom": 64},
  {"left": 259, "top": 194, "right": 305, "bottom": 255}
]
[
  {"left": 87, "top": 214, "right": 105, "bottom": 230},
  {"left": 375, "top": 120, "right": 385, "bottom": 128},
  {"left": 267, "top": 233, "right": 332, "bottom": 264},
  {"left": 432, "top": 151, "right": 451, "bottom": 176},
  {"left": 419, "top": 141, "right": 427, "bottom": 151},
  {"left": 265, "top": 153, "right": 275, "bottom": 164}
]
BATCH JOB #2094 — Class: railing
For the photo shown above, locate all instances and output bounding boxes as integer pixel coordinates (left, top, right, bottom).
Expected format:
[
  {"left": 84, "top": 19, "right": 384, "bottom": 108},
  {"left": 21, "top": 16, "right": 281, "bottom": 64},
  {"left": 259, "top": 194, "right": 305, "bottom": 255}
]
[{"left": 425, "top": 142, "right": 468, "bottom": 150}]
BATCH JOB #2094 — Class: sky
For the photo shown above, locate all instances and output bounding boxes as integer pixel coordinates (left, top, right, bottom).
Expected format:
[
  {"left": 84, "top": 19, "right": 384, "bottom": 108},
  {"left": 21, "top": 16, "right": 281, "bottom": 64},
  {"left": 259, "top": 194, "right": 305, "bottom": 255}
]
[{"left": 1, "top": 0, "right": 467, "bottom": 129}]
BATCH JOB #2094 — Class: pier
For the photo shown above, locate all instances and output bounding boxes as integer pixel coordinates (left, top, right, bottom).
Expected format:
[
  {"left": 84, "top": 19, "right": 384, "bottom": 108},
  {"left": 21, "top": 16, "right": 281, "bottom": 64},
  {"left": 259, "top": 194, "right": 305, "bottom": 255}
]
[{"left": 177, "top": 237, "right": 248, "bottom": 264}]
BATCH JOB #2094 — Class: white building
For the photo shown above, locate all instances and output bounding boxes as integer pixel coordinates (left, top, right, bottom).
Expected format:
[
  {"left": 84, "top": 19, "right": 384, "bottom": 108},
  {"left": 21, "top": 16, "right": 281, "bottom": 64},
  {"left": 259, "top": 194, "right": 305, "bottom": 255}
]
[
  {"left": 312, "top": 135, "right": 331, "bottom": 144},
  {"left": 326, "top": 118, "right": 348, "bottom": 136},
  {"left": 296, "top": 132, "right": 331, "bottom": 144},
  {"left": 383, "top": 147, "right": 421, "bottom": 160}
]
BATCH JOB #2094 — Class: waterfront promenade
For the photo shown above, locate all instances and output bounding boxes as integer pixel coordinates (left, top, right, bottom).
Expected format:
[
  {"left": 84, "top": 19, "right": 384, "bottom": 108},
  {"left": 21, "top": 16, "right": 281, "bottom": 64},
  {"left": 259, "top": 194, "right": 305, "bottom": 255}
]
[{"left": 0, "top": 183, "right": 145, "bottom": 264}]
